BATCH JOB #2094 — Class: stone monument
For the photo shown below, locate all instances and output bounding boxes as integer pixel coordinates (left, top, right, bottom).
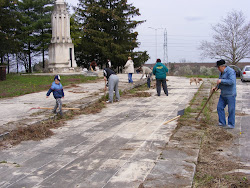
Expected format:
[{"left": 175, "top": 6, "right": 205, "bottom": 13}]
[{"left": 48, "top": 0, "right": 78, "bottom": 73}]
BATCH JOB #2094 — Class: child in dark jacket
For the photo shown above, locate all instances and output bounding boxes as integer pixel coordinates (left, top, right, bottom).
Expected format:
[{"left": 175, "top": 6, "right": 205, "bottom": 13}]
[{"left": 46, "top": 75, "right": 64, "bottom": 115}]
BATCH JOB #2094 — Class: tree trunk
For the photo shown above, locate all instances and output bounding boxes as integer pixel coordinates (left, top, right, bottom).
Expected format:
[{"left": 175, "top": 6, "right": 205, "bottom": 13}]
[
  {"left": 42, "top": 48, "right": 45, "bottom": 69},
  {"left": 16, "top": 54, "right": 19, "bottom": 73},
  {"left": 42, "top": 29, "right": 45, "bottom": 69},
  {"left": 28, "top": 42, "right": 32, "bottom": 73},
  {"left": 7, "top": 54, "right": 10, "bottom": 74}
]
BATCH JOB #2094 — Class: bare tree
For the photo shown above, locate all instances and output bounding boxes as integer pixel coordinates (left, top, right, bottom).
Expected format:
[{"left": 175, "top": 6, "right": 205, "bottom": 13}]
[
  {"left": 179, "top": 58, "right": 187, "bottom": 63},
  {"left": 199, "top": 10, "right": 250, "bottom": 65},
  {"left": 17, "top": 53, "right": 30, "bottom": 73}
]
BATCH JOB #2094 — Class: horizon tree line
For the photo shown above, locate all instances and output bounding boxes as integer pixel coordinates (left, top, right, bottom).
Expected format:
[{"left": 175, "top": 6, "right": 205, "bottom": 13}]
[
  {"left": 1, "top": 1, "right": 250, "bottom": 73},
  {"left": 0, "top": 0, "right": 149, "bottom": 73}
]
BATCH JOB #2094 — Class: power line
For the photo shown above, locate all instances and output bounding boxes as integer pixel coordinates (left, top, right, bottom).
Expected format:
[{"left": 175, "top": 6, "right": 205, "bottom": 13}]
[
  {"left": 138, "top": 34, "right": 210, "bottom": 38},
  {"left": 138, "top": 41, "right": 201, "bottom": 44},
  {"left": 168, "top": 34, "right": 210, "bottom": 38},
  {"left": 139, "top": 45, "right": 200, "bottom": 47}
]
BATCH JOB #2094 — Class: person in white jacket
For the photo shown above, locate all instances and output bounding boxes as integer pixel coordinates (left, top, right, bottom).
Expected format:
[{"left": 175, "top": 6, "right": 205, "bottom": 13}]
[
  {"left": 124, "top": 57, "right": 134, "bottom": 83},
  {"left": 107, "top": 59, "right": 111, "bottom": 68},
  {"left": 139, "top": 66, "right": 152, "bottom": 79}
]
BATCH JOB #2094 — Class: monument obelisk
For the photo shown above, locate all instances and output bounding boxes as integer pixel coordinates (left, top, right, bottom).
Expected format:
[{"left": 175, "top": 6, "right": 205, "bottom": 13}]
[{"left": 48, "top": 0, "right": 78, "bottom": 73}]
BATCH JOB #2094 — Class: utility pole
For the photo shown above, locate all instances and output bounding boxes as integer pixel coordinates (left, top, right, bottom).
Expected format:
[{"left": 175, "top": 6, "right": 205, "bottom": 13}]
[
  {"left": 163, "top": 29, "right": 169, "bottom": 72},
  {"left": 148, "top": 27, "right": 164, "bottom": 61},
  {"left": 148, "top": 27, "right": 158, "bottom": 60},
  {"left": 163, "top": 29, "right": 168, "bottom": 65}
]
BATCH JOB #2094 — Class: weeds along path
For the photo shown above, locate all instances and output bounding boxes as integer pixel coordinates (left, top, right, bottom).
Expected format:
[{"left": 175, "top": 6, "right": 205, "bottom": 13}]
[{"left": 170, "top": 79, "right": 250, "bottom": 188}]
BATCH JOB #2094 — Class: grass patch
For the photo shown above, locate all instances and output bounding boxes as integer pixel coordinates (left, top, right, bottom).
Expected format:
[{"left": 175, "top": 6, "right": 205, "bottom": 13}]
[
  {"left": 179, "top": 106, "right": 197, "bottom": 119},
  {"left": 194, "top": 173, "right": 215, "bottom": 187},
  {"left": 122, "top": 83, "right": 151, "bottom": 98},
  {"left": 127, "top": 83, "right": 149, "bottom": 94},
  {"left": 190, "top": 91, "right": 199, "bottom": 105},
  {"left": 0, "top": 160, "right": 21, "bottom": 167},
  {"left": 82, "top": 101, "right": 106, "bottom": 114},
  {"left": 178, "top": 82, "right": 205, "bottom": 121},
  {"left": 190, "top": 82, "right": 205, "bottom": 105},
  {"left": 0, "top": 74, "right": 99, "bottom": 98},
  {"left": 185, "top": 75, "right": 218, "bottom": 78}
]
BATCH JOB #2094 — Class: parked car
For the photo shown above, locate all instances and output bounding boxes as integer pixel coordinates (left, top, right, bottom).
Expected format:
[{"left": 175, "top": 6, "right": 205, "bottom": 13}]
[
  {"left": 240, "top": 65, "right": 250, "bottom": 82},
  {"left": 228, "top": 65, "right": 241, "bottom": 77}
]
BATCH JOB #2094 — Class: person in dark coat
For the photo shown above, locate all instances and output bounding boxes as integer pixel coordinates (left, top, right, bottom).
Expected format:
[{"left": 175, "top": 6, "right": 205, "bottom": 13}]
[
  {"left": 153, "top": 59, "right": 169, "bottom": 96},
  {"left": 103, "top": 68, "right": 120, "bottom": 103}
]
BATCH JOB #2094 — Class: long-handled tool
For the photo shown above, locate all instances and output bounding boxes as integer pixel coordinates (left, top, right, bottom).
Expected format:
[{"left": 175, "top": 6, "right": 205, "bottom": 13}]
[
  {"left": 163, "top": 109, "right": 185, "bottom": 125},
  {"left": 30, "top": 107, "right": 80, "bottom": 110},
  {"left": 195, "top": 85, "right": 218, "bottom": 120}
]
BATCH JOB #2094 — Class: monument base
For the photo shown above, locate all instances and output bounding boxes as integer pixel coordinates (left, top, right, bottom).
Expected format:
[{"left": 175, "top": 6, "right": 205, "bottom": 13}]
[
  {"left": 48, "top": 42, "right": 77, "bottom": 69},
  {"left": 48, "top": 67, "right": 82, "bottom": 73}
]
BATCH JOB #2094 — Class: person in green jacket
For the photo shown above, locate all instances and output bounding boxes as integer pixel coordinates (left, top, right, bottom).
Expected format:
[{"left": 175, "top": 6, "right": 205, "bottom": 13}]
[{"left": 153, "top": 58, "right": 169, "bottom": 96}]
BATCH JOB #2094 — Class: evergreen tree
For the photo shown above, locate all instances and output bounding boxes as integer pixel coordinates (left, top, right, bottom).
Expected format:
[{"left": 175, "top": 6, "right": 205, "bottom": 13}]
[
  {"left": 0, "top": 0, "right": 19, "bottom": 64},
  {"left": 17, "top": 0, "right": 54, "bottom": 73},
  {"left": 33, "top": 0, "right": 54, "bottom": 69},
  {"left": 16, "top": 0, "right": 35, "bottom": 73},
  {"left": 73, "top": 0, "right": 148, "bottom": 70},
  {"left": 70, "top": 14, "right": 83, "bottom": 50},
  {"left": 133, "top": 51, "right": 150, "bottom": 68},
  {"left": 70, "top": 13, "right": 85, "bottom": 66}
]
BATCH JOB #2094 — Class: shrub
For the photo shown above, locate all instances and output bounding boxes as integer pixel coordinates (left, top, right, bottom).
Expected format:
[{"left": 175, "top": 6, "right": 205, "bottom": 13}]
[
  {"left": 200, "top": 66, "right": 218, "bottom": 76},
  {"left": 174, "top": 65, "right": 193, "bottom": 76}
]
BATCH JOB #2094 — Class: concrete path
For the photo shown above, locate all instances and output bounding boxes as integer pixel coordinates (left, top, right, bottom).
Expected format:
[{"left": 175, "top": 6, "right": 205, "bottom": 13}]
[
  {"left": 0, "top": 75, "right": 200, "bottom": 188},
  {"left": 0, "top": 74, "right": 144, "bottom": 133},
  {"left": 231, "top": 81, "right": 250, "bottom": 176}
]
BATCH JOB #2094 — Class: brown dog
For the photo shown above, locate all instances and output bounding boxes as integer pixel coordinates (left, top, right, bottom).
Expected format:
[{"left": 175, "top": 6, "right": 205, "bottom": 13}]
[{"left": 190, "top": 77, "right": 203, "bottom": 85}]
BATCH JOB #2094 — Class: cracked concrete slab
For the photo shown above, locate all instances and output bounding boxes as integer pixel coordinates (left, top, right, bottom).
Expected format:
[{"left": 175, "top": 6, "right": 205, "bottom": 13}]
[{"left": 0, "top": 75, "right": 202, "bottom": 188}]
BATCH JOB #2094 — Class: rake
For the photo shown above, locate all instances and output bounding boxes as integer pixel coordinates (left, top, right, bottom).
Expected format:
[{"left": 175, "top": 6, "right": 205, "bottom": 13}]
[
  {"left": 195, "top": 85, "right": 218, "bottom": 120},
  {"left": 163, "top": 109, "right": 185, "bottom": 125},
  {"left": 30, "top": 107, "right": 80, "bottom": 110}
]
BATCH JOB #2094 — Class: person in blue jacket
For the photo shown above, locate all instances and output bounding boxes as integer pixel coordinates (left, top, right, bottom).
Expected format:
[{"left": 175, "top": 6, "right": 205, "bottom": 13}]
[
  {"left": 153, "top": 58, "right": 169, "bottom": 96},
  {"left": 213, "top": 59, "right": 236, "bottom": 129},
  {"left": 46, "top": 75, "right": 64, "bottom": 116}
]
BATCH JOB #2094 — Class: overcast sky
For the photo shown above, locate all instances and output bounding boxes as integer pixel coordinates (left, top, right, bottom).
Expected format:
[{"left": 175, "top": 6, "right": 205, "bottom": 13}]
[{"left": 67, "top": 0, "right": 250, "bottom": 63}]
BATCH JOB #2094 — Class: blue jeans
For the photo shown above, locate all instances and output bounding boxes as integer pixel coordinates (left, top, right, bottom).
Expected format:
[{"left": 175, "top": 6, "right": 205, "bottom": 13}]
[
  {"left": 147, "top": 73, "right": 152, "bottom": 88},
  {"left": 128, "top": 73, "right": 133, "bottom": 83},
  {"left": 217, "top": 95, "right": 236, "bottom": 127}
]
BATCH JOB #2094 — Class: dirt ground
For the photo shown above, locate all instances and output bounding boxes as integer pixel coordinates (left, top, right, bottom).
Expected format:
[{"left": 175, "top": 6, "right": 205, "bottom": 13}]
[{"left": 182, "top": 81, "right": 249, "bottom": 187}]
